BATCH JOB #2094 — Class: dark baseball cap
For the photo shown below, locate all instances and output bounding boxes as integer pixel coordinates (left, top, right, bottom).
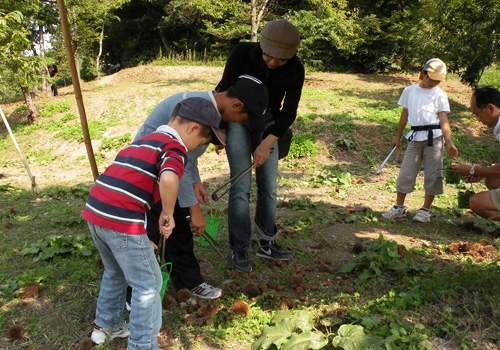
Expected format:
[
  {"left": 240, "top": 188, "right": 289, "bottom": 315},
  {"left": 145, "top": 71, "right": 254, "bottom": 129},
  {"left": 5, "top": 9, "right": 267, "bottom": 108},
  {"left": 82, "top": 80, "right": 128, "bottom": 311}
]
[
  {"left": 230, "top": 75, "right": 269, "bottom": 132},
  {"left": 173, "top": 97, "right": 225, "bottom": 146}
]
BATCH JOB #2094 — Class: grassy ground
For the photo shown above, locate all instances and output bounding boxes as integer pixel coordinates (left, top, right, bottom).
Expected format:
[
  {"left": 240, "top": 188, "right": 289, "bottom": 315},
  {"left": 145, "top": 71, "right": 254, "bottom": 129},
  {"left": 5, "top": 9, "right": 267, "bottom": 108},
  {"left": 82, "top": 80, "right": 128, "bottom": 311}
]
[{"left": 1, "top": 64, "right": 500, "bottom": 350}]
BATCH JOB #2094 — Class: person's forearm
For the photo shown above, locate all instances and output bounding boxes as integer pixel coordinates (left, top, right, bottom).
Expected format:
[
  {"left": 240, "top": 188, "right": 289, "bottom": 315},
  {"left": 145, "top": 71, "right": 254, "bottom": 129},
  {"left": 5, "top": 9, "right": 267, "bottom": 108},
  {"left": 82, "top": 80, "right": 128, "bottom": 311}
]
[
  {"left": 261, "top": 134, "right": 279, "bottom": 149},
  {"left": 439, "top": 113, "right": 454, "bottom": 145},
  {"left": 395, "top": 108, "right": 408, "bottom": 136},
  {"left": 159, "top": 171, "right": 179, "bottom": 218},
  {"left": 470, "top": 164, "right": 500, "bottom": 178}
]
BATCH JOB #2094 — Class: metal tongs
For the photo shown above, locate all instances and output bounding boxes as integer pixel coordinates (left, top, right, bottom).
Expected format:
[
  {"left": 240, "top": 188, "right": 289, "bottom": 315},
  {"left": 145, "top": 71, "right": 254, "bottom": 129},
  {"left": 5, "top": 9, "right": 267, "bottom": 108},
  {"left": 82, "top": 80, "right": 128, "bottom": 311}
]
[
  {"left": 157, "top": 216, "right": 170, "bottom": 265},
  {"left": 211, "top": 164, "right": 253, "bottom": 201},
  {"left": 211, "top": 149, "right": 274, "bottom": 201},
  {"left": 186, "top": 216, "right": 224, "bottom": 259}
]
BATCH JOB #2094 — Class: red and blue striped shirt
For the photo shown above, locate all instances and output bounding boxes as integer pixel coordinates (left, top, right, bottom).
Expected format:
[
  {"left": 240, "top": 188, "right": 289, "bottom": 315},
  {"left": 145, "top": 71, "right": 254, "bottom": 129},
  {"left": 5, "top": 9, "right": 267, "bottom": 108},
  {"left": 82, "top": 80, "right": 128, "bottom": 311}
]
[{"left": 82, "top": 127, "right": 187, "bottom": 234}]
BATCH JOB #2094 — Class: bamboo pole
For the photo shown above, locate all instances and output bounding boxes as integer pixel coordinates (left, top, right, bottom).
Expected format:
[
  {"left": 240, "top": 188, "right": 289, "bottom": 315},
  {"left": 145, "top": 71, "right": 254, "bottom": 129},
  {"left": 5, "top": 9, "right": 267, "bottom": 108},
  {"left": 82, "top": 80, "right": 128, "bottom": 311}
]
[
  {"left": 56, "top": 0, "right": 99, "bottom": 181},
  {"left": 0, "top": 106, "right": 39, "bottom": 194}
]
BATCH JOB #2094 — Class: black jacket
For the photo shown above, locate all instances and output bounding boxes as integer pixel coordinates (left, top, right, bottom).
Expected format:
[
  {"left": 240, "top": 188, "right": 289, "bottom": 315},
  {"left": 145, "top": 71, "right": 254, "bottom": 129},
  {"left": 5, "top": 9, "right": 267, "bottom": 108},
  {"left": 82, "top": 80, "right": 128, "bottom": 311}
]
[{"left": 216, "top": 42, "right": 304, "bottom": 138}]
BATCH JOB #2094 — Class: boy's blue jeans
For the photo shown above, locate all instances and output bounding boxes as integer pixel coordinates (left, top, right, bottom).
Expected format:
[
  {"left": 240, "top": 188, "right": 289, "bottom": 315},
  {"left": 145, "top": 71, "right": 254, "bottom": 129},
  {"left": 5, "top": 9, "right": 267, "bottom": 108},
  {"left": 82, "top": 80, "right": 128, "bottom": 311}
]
[
  {"left": 225, "top": 121, "right": 279, "bottom": 253},
  {"left": 88, "top": 222, "right": 162, "bottom": 350}
]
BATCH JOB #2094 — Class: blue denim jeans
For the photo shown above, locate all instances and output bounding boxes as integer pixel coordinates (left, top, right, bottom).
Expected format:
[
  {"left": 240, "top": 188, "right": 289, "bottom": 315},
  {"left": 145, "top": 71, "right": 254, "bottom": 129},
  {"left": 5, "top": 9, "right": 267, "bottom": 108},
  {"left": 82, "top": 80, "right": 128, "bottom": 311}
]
[
  {"left": 88, "top": 222, "right": 162, "bottom": 350},
  {"left": 226, "top": 120, "right": 279, "bottom": 252}
]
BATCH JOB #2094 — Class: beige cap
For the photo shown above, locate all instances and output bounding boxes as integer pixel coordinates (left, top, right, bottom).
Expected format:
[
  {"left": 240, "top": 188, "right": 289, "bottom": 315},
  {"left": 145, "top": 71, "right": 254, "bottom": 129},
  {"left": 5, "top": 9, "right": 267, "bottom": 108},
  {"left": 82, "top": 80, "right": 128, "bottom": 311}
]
[{"left": 423, "top": 58, "right": 447, "bottom": 81}]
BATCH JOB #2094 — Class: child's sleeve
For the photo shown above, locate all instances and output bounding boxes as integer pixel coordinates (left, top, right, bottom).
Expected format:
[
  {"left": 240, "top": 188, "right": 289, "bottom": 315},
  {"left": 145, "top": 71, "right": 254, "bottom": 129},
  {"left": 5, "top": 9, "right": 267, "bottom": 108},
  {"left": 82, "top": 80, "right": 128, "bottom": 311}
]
[
  {"left": 437, "top": 92, "right": 451, "bottom": 114},
  {"left": 158, "top": 147, "right": 187, "bottom": 180},
  {"left": 397, "top": 86, "right": 409, "bottom": 108}
]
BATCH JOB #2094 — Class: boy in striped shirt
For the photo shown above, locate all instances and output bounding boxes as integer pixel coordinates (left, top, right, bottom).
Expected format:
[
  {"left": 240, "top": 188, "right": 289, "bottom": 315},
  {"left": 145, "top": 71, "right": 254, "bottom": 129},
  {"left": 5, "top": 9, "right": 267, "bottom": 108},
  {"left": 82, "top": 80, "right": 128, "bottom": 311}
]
[{"left": 82, "top": 97, "right": 224, "bottom": 349}]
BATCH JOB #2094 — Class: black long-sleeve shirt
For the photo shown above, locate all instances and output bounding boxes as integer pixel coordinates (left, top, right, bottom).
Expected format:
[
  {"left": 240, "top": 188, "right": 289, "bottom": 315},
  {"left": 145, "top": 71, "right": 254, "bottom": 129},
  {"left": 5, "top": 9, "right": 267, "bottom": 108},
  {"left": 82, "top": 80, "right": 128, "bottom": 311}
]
[{"left": 216, "top": 42, "right": 305, "bottom": 138}]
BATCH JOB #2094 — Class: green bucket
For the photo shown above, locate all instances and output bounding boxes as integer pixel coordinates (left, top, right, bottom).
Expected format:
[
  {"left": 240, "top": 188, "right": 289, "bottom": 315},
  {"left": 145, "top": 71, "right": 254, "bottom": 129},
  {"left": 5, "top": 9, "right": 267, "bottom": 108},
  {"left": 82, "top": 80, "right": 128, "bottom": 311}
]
[
  {"left": 457, "top": 191, "right": 475, "bottom": 209},
  {"left": 445, "top": 168, "right": 461, "bottom": 184},
  {"left": 200, "top": 215, "right": 220, "bottom": 247},
  {"left": 159, "top": 262, "right": 172, "bottom": 300}
]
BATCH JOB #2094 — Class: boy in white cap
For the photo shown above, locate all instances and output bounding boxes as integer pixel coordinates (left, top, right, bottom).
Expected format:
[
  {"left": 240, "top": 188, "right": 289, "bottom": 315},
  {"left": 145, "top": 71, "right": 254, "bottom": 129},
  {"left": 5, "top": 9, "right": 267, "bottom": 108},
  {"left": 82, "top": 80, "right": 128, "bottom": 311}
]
[{"left": 382, "top": 58, "right": 458, "bottom": 222}]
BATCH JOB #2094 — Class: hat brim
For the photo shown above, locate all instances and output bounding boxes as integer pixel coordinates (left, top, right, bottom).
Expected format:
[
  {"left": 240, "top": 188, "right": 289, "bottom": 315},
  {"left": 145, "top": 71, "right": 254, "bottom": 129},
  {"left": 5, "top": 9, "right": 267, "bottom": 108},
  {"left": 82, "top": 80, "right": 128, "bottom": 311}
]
[
  {"left": 427, "top": 72, "right": 446, "bottom": 81},
  {"left": 211, "top": 127, "right": 226, "bottom": 146}
]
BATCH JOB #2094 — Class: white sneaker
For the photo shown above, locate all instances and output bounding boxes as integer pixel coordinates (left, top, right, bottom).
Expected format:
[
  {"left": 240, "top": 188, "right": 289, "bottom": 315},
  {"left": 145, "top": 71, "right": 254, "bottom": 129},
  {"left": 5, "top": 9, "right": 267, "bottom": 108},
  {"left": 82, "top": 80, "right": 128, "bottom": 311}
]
[
  {"left": 382, "top": 205, "right": 406, "bottom": 219},
  {"left": 190, "top": 282, "right": 223, "bottom": 299},
  {"left": 91, "top": 321, "right": 130, "bottom": 344},
  {"left": 413, "top": 209, "right": 431, "bottom": 222}
]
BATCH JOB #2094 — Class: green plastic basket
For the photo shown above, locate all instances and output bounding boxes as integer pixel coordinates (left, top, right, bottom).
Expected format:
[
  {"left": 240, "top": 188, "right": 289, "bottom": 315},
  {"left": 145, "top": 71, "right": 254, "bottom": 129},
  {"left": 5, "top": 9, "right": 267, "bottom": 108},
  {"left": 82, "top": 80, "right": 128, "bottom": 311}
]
[
  {"left": 159, "top": 262, "right": 172, "bottom": 300},
  {"left": 200, "top": 215, "right": 220, "bottom": 247},
  {"left": 457, "top": 191, "right": 475, "bottom": 209},
  {"left": 445, "top": 168, "right": 461, "bottom": 184}
]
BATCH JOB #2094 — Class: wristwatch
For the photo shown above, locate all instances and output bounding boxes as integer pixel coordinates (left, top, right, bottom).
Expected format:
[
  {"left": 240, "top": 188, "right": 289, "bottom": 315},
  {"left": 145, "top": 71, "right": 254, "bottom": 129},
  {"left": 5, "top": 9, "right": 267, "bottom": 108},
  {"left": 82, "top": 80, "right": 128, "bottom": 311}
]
[{"left": 469, "top": 166, "right": 475, "bottom": 175}]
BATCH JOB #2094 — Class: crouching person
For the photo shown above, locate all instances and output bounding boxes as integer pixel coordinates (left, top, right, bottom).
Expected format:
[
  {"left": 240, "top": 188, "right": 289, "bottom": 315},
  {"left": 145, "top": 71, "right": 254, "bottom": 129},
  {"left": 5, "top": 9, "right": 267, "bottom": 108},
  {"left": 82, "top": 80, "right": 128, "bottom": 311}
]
[{"left": 451, "top": 87, "right": 500, "bottom": 227}]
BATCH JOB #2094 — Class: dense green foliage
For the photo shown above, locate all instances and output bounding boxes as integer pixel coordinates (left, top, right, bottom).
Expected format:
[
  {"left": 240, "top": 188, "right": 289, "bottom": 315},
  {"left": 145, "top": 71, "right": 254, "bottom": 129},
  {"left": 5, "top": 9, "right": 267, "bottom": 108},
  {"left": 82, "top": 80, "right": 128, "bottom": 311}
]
[{"left": 1, "top": 0, "right": 499, "bottom": 103}]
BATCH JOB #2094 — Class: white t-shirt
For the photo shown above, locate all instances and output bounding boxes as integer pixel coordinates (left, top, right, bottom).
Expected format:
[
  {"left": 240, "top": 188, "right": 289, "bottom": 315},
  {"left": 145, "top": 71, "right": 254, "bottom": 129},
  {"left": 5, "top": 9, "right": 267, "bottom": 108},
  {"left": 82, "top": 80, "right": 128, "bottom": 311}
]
[
  {"left": 493, "top": 118, "right": 500, "bottom": 144},
  {"left": 398, "top": 84, "right": 450, "bottom": 142}
]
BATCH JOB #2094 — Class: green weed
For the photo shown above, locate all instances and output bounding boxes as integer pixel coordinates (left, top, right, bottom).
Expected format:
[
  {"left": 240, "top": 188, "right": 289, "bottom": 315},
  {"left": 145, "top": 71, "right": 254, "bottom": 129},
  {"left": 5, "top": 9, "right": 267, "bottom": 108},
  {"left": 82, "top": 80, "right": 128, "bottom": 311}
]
[
  {"left": 26, "top": 148, "right": 57, "bottom": 165},
  {"left": 287, "top": 197, "right": 317, "bottom": 210},
  {"left": 19, "top": 233, "right": 95, "bottom": 262},
  {"left": 339, "top": 234, "right": 425, "bottom": 281},
  {"left": 99, "top": 132, "right": 132, "bottom": 151},
  {"left": 54, "top": 120, "right": 117, "bottom": 141},
  {"left": 61, "top": 112, "right": 78, "bottom": 122},
  {"left": 331, "top": 137, "right": 355, "bottom": 151},
  {"left": 286, "top": 133, "right": 321, "bottom": 159},
  {"left": 40, "top": 101, "right": 71, "bottom": 118},
  {"left": 12, "top": 104, "right": 27, "bottom": 114}
]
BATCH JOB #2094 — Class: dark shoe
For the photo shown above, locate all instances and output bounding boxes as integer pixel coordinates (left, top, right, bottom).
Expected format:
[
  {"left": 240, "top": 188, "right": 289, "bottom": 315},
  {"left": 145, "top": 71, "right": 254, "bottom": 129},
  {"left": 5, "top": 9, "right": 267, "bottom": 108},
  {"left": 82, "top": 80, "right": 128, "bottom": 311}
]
[
  {"left": 232, "top": 250, "right": 252, "bottom": 272},
  {"left": 488, "top": 227, "right": 500, "bottom": 238},
  {"left": 256, "top": 240, "right": 293, "bottom": 260}
]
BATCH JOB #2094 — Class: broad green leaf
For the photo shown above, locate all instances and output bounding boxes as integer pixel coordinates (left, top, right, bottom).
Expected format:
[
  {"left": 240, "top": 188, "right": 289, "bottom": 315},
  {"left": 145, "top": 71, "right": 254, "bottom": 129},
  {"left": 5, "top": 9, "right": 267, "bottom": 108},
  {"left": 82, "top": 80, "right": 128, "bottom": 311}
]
[
  {"left": 338, "top": 261, "right": 356, "bottom": 273},
  {"left": 271, "top": 310, "right": 313, "bottom": 332},
  {"left": 331, "top": 324, "right": 383, "bottom": 350},
  {"left": 359, "top": 269, "right": 376, "bottom": 281},
  {"left": 251, "top": 322, "right": 294, "bottom": 350},
  {"left": 281, "top": 331, "right": 328, "bottom": 350}
]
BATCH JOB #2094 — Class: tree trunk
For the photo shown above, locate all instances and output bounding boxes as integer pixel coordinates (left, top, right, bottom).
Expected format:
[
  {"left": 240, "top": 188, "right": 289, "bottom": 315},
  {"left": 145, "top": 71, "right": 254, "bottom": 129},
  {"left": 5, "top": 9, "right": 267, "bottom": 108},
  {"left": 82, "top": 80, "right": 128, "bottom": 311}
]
[
  {"left": 96, "top": 17, "right": 106, "bottom": 72},
  {"left": 250, "top": 0, "right": 273, "bottom": 42},
  {"left": 251, "top": 0, "right": 258, "bottom": 42},
  {"left": 21, "top": 86, "right": 40, "bottom": 124},
  {"left": 71, "top": 28, "right": 82, "bottom": 83},
  {"left": 159, "top": 28, "right": 169, "bottom": 55},
  {"left": 39, "top": 24, "right": 50, "bottom": 94}
]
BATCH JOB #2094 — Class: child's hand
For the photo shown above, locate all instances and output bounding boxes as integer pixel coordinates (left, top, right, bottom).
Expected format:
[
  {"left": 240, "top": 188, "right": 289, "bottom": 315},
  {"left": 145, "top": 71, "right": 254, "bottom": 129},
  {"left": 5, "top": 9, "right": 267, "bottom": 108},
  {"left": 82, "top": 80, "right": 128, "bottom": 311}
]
[
  {"left": 391, "top": 136, "right": 402, "bottom": 149},
  {"left": 446, "top": 143, "right": 458, "bottom": 158},
  {"left": 159, "top": 215, "right": 175, "bottom": 239},
  {"left": 193, "top": 183, "right": 209, "bottom": 205}
]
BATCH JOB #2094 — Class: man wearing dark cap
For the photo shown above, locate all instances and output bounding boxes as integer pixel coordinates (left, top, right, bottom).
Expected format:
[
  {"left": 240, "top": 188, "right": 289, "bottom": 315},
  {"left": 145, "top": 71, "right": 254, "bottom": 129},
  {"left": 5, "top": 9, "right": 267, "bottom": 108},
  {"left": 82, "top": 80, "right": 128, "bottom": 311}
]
[
  {"left": 216, "top": 18, "right": 304, "bottom": 273},
  {"left": 129, "top": 74, "right": 268, "bottom": 300}
]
